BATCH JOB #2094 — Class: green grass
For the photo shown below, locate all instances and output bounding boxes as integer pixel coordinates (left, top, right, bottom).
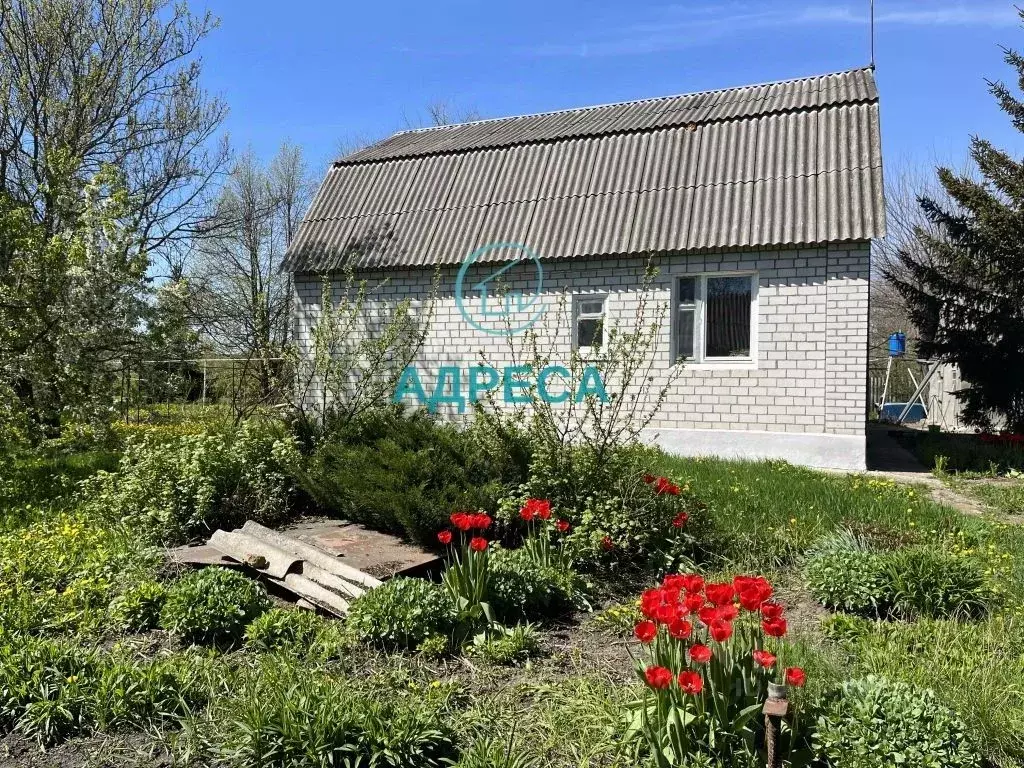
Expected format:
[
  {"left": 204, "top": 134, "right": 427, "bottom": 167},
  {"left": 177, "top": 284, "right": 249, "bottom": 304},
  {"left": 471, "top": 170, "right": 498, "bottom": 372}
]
[
  {"left": 5, "top": 436, "right": 1024, "bottom": 766},
  {"left": 653, "top": 456, "right": 965, "bottom": 568},
  {"left": 959, "top": 480, "right": 1024, "bottom": 517},
  {"left": 898, "top": 430, "right": 1024, "bottom": 475}
]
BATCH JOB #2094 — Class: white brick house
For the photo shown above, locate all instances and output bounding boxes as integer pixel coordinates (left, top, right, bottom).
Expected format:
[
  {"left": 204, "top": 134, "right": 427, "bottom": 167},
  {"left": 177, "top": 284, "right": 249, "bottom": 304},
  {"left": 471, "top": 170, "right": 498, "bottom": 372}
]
[{"left": 285, "top": 68, "right": 885, "bottom": 470}]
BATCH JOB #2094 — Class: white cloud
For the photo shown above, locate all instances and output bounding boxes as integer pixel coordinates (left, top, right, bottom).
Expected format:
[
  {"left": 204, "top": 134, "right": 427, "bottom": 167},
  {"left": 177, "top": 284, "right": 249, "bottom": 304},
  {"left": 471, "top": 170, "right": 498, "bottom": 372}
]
[
  {"left": 802, "top": 4, "right": 1020, "bottom": 26},
  {"left": 527, "top": 2, "right": 1021, "bottom": 58}
]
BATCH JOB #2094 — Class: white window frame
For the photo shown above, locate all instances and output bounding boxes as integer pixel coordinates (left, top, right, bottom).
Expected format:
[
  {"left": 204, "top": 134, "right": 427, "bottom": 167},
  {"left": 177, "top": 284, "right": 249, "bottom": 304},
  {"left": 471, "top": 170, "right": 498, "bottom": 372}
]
[
  {"left": 573, "top": 294, "right": 608, "bottom": 355},
  {"left": 672, "top": 272, "right": 758, "bottom": 368}
]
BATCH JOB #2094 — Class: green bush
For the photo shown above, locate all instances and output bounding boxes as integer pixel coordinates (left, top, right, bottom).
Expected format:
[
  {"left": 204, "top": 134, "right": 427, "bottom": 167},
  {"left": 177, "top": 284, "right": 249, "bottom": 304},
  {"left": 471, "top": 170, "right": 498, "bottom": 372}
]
[
  {"left": 107, "top": 580, "right": 167, "bottom": 632},
  {"left": 0, "top": 510, "right": 161, "bottom": 635},
  {"left": 80, "top": 420, "right": 301, "bottom": 544},
  {"left": 465, "top": 624, "right": 541, "bottom": 666},
  {"left": 504, "top": 442, "right": 716, "bottom": 569},
  {"left": 0, "top": 636, "right": 217, "bottom": 747},
  {"left": 805, "top": 543, "right": 993, "bottom": 620},
  {"left": 205, "top": 659, "right": 457, "bottom": 768},
  {"left": 487, "top": 547, "right": 584, "bottom": 622},
  {"left": 160, "top": 567, "right": 270, "bottom": 646},
  {"left": 345, "top": 577, "right": 457, "bottom": 651},
  {"left": 812, "top": 675, "right": 980, "bottom": 768},
  {"left": 882, "top": 548, "right": 992, "bottom": 619},
  {"left": 804, "top": 549, "right": 893, "bottom": 616},
  {"left": 244, "top": 607, "right": 330, "bottom": 652},
  {"left": 297, "top": 409, "right": 519, "bottom": 544}
]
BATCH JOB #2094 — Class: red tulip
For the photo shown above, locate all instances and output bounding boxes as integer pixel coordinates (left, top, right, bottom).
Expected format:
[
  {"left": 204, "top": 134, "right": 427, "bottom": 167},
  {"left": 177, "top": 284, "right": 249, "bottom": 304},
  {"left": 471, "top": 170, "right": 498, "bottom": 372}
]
[
  {"left": 684, "top": 593, "right": 705, "bottom": 614},
  {"left": 672, "top": 512, "right": 689, "bottom": 528},
  {"left": 785, "top": 667, "right": 806, "bottom": 687},
  {"left": 645, "top": 665, "right": 673, "bottom": 689},
  {"left": 437, "top": 530, "right": 453, "bottom": 545},
  {"left": 678, "top": 670, "right": 704, "bottom": 695},
  {"left": 760, "top": 602, "right": 784, "bottom": 621},
  {"left": 709, "top": 619, "right": 733, "bottom": 643},
  {"left": 762, "top": 617, "right": 788, "bottom": 638},
  {"left": 752, "top": 649, "right": 777, "bottom": 668},
  {"left": 681, "top": 575, "right": 705, "bottom": 594},
  {"left": 634, "top": 620, "right": 658, "bottom": 643},
  {"left": 662, "top": 574, "right": 687, "bottom": 590},
  {"left": 689, "top": 644, "right": 712, "bottom": 663},
  {"left": 450, "top": 512, "right": 472, "bottom": 531},
  {"left": 668, "top": 618, "right": 692, "bottom": 640},
  {"left": 705, "top": 582, "right": 736, "bottom": 606},
  {"left": 556, "top": 519, "right": 570, "bottom": 533},
  {"left": 697, "top": 606, "right": 718, "bottom": 626},
  {"left": 469, "top": 536, "right": 488, "bottom": 552},
  {"left": 655, "top": 602, "right": 679, "bottom": 625}
]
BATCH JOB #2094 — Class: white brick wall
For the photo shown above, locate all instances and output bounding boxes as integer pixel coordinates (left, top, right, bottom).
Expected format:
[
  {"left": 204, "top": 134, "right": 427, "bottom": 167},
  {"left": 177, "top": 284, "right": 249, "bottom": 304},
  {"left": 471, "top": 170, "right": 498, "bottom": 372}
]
[{"left": 293, "top": 242, "right": 870, "bottom": 468}]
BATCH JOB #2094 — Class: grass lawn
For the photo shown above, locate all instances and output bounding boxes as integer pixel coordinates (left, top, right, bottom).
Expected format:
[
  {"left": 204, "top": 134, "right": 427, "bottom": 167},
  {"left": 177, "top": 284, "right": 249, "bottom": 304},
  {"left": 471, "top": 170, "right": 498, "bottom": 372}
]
[
  {"left": 955, "top": 478, "right": 1024, "bottom": 517},
  {"left": 2, "top": 435, "right": 1024, "bottom": 767}
]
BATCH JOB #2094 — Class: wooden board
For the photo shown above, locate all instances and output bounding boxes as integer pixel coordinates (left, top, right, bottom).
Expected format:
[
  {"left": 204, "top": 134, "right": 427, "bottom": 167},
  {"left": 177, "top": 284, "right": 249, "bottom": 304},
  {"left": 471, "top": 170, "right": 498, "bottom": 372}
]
[{"left": 280, "top": 519, "right": 441, "bottom": 580}]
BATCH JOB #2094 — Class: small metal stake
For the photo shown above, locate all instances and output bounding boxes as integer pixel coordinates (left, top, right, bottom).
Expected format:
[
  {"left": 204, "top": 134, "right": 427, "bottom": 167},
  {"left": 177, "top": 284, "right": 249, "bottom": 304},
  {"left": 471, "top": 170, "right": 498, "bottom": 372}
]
[{"left": 763, "top": 697, "right": 789, "bottom": 768}]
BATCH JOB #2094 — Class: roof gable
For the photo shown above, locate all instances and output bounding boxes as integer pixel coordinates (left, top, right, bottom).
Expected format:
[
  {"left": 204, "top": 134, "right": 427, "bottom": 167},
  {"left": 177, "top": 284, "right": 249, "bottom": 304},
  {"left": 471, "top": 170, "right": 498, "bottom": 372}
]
[{"left": 285, "top": 68, "right": 884, "bottom": 272}]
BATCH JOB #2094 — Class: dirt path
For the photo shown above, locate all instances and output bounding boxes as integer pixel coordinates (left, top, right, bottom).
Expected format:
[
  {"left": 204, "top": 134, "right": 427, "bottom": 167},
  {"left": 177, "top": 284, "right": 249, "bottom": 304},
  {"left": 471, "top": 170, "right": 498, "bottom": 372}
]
[{"left": 854, "top": 469, "right": 1024, "bottom": 525}]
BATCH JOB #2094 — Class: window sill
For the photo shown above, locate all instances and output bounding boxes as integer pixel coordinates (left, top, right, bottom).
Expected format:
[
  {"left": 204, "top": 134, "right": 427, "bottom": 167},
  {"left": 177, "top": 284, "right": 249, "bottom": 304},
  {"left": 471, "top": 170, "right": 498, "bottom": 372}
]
[{"left": 674, "top": 360, "right": 758, "bottom": 371}]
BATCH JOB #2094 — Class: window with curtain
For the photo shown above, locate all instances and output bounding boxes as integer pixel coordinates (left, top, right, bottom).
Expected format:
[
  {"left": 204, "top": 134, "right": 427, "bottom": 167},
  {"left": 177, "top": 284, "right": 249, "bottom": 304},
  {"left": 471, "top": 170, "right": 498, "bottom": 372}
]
[{"left": 674, "top": 274, "right": 755, "bottom": 362}]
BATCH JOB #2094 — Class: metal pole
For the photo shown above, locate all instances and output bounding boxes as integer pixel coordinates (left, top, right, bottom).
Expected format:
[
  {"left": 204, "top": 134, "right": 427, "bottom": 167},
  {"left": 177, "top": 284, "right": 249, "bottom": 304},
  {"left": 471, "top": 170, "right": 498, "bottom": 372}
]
[
  {"left": 904, "top": 364, "right": 929, "bottom": 419},
  {"left": 202, "top": 359, "right": 208, "bottom": 405},
  {"left": 870, "top": 0, "right": 876, "bottom": 68},
  {"left": 896, "top": 361, "right": 941, "bottom": 424},
  {"left": 878, "top": 355, "right": 893, "bottom": 411}
]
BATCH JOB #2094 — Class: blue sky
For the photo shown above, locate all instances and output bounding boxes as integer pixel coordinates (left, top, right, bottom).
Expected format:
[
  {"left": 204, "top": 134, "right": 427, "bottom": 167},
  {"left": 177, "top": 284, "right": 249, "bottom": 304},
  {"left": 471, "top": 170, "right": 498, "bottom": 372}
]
[{"left": 198, "top": 1, "right": 1024, "bottom": 178}]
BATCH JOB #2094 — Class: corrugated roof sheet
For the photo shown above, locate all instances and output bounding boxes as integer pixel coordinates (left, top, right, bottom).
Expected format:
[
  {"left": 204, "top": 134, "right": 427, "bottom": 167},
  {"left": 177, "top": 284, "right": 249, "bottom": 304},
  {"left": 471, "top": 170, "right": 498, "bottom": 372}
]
[{"left": 285, "top": 68, "right": 885, "bottom": 272}]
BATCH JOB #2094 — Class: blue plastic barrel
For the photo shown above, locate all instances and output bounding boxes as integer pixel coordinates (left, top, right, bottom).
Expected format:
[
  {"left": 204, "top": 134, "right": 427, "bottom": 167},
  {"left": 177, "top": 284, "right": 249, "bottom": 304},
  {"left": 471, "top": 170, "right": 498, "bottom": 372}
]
[{"left": 888, "top": 332, "right": 906, "bottom": 357}]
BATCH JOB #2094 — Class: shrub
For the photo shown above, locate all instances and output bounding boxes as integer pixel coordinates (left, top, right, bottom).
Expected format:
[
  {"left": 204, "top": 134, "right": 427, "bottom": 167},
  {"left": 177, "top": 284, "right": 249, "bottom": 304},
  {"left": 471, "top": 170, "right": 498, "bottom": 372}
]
[
  {"left": 0, "top": 637, "right": 218, "bottom": 747},
  {"left": 502, "top": 444, "right": 716, "bottom": 569},
  {"left": 812, "top": 675, "right": 980, "bottom": 768},
  {"left": 466, "top": 624, "right": 542, "bottom": 666},
  {"left": 0, "top": 510, "right": 161, "bottom": 635},
  {"left": 882, "top": 548, "right": 992, "bottom": 620},
  {"left": 244, "top": 607, "right": 329, "bottom": 652},
  {"left": 80, "top": 420, "right": 301, "bottom": 544},
  {"left": 486, "top": 547, "right": 583, "bottom": 623},
  {"left": 205, "top": 659, "right": 457, "bottom": 768},
  {"left": 416, "top": 634, "right": 451, "bottom": 659},
  {"left": 345, "top": 577, "right": 457, "bottom": 651},
  {"left": 804, "top": 549, "right": 893, "bottom": 616},
  {"left": 297, "top": 410, "right": 514, "bottom": 544},
  {"left": 805, "top": 543, "right": 993, "bottom": 620},
  {"left": 160, "top": 567, "right": 270, "bottom": 646},
  {"left": 107, "top": 580, "right": 167, "bottom": 632}
]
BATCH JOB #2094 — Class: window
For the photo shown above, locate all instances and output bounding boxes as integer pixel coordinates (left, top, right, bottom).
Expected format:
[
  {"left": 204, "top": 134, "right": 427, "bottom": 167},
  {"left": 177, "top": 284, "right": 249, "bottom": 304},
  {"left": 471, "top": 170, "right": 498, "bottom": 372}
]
[
  {"left": 673, "top": 274, "right": 756, "bottom": 364},
  {"left": 574, "top": 296, "right": 606, "bottom": 352},
  {"left": 676, "top": 278, "right": 696, "bottom": 359}
]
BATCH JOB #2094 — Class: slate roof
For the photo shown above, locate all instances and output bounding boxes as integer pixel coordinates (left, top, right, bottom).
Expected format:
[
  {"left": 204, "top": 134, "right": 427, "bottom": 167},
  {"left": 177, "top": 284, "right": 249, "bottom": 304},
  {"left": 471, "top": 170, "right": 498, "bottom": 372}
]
[{"left": 284, "top": 68, "right": 885, "bottom": 272}]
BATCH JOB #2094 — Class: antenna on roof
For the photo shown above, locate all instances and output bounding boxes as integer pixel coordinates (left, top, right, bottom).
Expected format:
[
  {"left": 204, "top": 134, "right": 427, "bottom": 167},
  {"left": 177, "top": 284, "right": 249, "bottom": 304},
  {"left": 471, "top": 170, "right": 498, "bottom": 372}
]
[{"left": 870, "top": 0, "right": 876, "bottom": 69}]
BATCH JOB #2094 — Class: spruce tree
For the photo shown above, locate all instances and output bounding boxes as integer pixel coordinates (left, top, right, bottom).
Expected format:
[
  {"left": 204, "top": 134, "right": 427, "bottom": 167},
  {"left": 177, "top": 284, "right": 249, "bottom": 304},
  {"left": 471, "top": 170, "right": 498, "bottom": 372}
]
[{"left": 886, "top": 35, "right": 1024, "bottom": 433}]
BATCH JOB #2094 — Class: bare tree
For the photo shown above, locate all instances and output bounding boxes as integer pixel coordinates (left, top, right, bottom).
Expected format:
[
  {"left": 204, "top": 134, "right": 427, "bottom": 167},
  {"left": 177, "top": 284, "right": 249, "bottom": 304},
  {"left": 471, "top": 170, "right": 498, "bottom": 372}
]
[
  {"left": 402, "top": 99, "right": 482, "bottom": 130},
  {"left": 0, "top": 0, "right": 229, "bottom": 278},
  {"left": 871, "top": 158, "right": 970, "bottom": 357},
  {"left": 188, "top": 144, "right": 313, "bottom": 404}
]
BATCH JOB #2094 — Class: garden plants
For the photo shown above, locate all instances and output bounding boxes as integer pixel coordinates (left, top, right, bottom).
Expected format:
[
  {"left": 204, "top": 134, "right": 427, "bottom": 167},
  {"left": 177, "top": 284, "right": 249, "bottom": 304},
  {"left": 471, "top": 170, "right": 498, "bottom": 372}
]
[{"left": 629, "top": 573, "right": 806, "bottom": 766}]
